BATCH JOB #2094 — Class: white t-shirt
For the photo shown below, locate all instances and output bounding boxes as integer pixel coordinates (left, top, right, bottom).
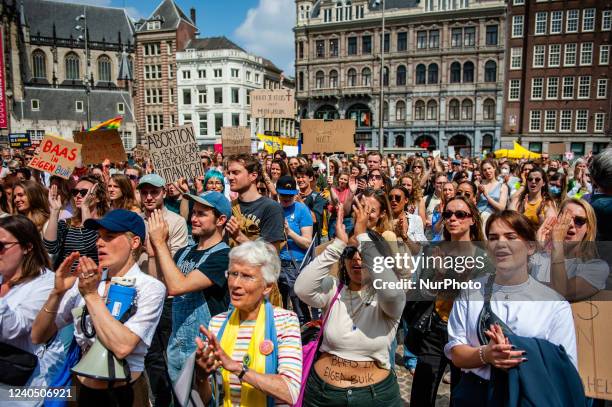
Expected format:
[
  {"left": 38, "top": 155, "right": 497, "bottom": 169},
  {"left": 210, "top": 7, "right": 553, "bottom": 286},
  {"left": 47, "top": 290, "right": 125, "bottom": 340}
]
[
  {"left": 530, "top": 252, "right": 610, "bottom": 290},
  {"left": 445, "top": 275, "right": 577, "bottom": 380},
  {"left": 55, "top": 263, "right": 166, "bottom": 373}
]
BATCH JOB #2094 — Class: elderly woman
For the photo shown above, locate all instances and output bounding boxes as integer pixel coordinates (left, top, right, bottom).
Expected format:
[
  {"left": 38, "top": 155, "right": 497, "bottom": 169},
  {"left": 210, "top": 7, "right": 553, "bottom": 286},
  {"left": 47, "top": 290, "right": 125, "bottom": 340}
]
[{"left": 195, "top": 240, "right": 302, "bottom": 407}]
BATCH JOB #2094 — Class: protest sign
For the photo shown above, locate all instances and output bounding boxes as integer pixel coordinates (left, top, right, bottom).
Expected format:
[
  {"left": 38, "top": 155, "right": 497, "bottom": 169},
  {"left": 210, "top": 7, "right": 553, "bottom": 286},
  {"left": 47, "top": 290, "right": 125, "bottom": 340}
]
[
  {"left": 572, "top": 290, "right": 612, "bottom": 400},
  {"left": 74, "top": 129, "right": 127, "bottom": 165},
  {"left": 251, "top": 89, "right": 295, "bottom": 118},
  {"left": 9, "top": 133, "right": 31, "bottom": 148},
  {"left": 27, "top": 135, "right": 81, "bottom": 179},
  {"left": 144, "top": 124, "right": 203, "bottom": 183},
  {"left": 548, "top": 142, "right": 565, "bottom": 155},
  {"left": 221, "top": 127, "right": 251, "bottom": 155},
  {"left": 300, "top": 119, "right": 355, "bottom": 154},
  {"left": 132, "top": 144, "right": 150, "bottom": 161}
]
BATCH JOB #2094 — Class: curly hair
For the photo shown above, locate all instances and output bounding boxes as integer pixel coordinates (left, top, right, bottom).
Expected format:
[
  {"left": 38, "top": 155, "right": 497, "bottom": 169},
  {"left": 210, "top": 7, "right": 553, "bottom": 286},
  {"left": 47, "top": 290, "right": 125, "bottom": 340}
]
[{"left": 68, "top": 175, "right": 110, "bottom": 226}]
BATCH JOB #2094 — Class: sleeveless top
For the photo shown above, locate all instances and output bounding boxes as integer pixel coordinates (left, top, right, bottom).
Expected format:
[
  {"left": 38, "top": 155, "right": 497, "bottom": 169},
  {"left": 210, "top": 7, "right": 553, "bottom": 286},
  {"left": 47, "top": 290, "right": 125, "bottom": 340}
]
[
  {"left": 476, "top": 181, "right": 503, "bottom": 214},
  {"left": 523, "top": 196, "right": 543, "bottom": 225}
]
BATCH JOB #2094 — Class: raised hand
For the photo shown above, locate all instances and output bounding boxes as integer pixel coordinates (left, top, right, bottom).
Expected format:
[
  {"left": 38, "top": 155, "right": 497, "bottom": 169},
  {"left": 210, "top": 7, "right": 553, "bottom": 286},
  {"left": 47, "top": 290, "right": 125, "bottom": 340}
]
[
  {"left": 335, "top": 204, "right": 349, "bottom": 244},
  {"left": 352, "top": 197, "right": 369, "bottom": 236},
  {"left": 53, "top": 252, "right": 80, "bottom": 295},
  {"left": 148, "top": 209, "right": 169, "bottom": 247},
  {"left": 77, "top": 256, "right": 102, "bottom": 298},
  {"left": 551, "top": 210, "right": 571, "bottom": 242},
  {"left": 48, "top": 184, "right": 63, "bottom": 212}
]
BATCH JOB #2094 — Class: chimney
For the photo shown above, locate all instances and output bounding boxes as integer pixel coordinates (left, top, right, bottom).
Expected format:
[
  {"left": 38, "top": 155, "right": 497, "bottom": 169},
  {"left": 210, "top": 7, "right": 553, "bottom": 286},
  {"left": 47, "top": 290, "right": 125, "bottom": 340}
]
[{"left": 190, "top": 8, "right": 196, "bottom": 25}]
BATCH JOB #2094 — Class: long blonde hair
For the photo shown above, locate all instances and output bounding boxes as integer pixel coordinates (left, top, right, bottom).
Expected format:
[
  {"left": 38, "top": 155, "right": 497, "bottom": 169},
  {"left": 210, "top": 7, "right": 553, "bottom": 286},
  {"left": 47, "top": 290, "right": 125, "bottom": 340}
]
[{"left": 558, "top": 198, "right": 598, "bottom": 260}]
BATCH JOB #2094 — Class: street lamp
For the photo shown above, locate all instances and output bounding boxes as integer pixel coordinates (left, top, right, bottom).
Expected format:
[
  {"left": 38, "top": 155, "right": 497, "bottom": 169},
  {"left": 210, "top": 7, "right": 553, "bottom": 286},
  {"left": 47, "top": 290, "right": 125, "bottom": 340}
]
[
  {"left": 74, "top": 9, "right": 91, "bottom": 129},
  {"left": 375, "top": 0, "right": 385, "bottom": 153}
]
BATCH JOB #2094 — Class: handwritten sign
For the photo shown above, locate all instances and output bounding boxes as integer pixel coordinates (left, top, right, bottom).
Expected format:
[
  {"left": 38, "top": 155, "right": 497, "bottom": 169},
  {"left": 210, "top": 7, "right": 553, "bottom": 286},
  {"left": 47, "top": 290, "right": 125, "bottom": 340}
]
[
  {"left": 251, "top": 89, "right": 295, "bottom": 119},
  {"left": 132, "top": 144, "right": 150, "bottom": 161},
  {"left": 222, "top": 127, "right": 251, "bottom": 155},
  {"left": 27, "top": 135, "right": 81, "bottom": 179},
  {"left": 300, "top": 119, "right": 355, "bottom": 154},
  {"left": 74, "top": 129, "right": 127, "bottom": 165},
  {"left": 9, "top": 133, "right": 31, "bottom": 149},
  {"left": 144, "top": 124, "right": 203, "bottom": 183}
]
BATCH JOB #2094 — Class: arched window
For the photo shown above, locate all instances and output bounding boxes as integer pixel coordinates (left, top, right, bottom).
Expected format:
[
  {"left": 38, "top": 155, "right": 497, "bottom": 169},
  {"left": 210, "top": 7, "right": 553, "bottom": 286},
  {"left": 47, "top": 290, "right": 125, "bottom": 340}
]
[
  {"left": 395, "top": 134, "right": 405, "bottom": 148},
  {"left": 298, "top": 72, "right": 305, "bottom": 91},
  {"left": 396, "top": 100, "right": 406, "bottom": 121},
  {"left": 396, "top": 65, "right": 406, "bottom": 86},
  {"left": 65, "top": 52, "right": 80, "bottom": 81},
  {"left": 383, "top": 66, "right": 389, "bottom": 86},
  {"left": 98, "top": 55, "right": 112, "bottom": 82},
  {"left": 314, "top": 104, "right": 339, "bottom": 119},
  {"left": 414, "top": 100, "right": 425, "bottom": 120},
  {"left": 484, "top": 60, "right": 497, "bottom": 83},
  {"left": 461, "top": 99, "right": 473, "bottom": 120},
  {"left": 347, "top": 103, "right": 372, "bottom": 127},
  {"left": 315, "top": 70, "right": 325, "bottom": 88},
  {"left": 329, "top": 70, "right": 338, "bottom": 88},
  {"left": 450, "top": 62, "right": 461, "bottom": 83},
  {"left": 449, "top": 99, "right": 460, "bottom": 120},
  {"left": 347, "top": 68, "right": 357, "bottom": 87},
  {"left": 483, "top": 98, "right": 496, "bottom": 120},
  {"left": 32, "top": 50, "right": 46, "bottom": 79},
  {"left": 428, "top": 63, "right": 438, "bottom": 84},
  {"left": 383, "top": 101, "right": 389, "bottom": 121},
  {"left": 362, "top": 67, "right": 371, "bottom": 86},
  {"left": 427, "top": 100, "right": 438, "bottom": 120},
  {"left": 463, "top": 61, "right": 474, "bottom": 83},
  {"left": 415, "top": 64, "right": 426, "bottom": 84}
]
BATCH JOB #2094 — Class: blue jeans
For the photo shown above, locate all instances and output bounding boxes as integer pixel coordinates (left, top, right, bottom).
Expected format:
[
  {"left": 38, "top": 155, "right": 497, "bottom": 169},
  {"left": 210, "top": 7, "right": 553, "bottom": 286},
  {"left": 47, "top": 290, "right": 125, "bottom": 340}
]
[{"left": 328, "top": 216, "right": 354, "bottom": 239}]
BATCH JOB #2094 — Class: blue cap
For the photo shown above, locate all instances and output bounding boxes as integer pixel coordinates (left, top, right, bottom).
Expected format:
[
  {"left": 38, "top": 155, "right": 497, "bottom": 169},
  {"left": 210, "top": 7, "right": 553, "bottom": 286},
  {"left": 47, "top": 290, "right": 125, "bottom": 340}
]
[
  {"left": 138, "top": 173, "right": 166, "bottom": 189},
  {"left": 452, "top": 160, "right": 461, "bottom": 165},
  {"left": 84, "top": 209, "right": 146, "bottom": 243},
  {"left": 183, "top": 191, "right": 232, "bottom": 220},
  {"left": 276, "top": 175, "right": 298, "bottom": 195}
]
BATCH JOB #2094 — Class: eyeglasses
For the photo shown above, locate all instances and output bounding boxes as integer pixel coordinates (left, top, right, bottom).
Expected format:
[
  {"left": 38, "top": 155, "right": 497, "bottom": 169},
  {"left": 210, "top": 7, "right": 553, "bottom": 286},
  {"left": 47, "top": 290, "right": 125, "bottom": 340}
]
[
  {"left": 368, "top": 174, "right": 382, "bottom": 180},
  {"left": 127, "top": 174, "right": 140, "bottom": 181},
  {"left": 456, "top": 191, "right": 473, "bottom": 198},
  {"left": 527, "top": 177, "right": 542, "bottom": 183},
  {"left": 389, "top": 194, "right": 403, "bottom": 202},
  {"left": 227, "top": 271, "right": 258, "bottom": 282},
  {"left": 0, "top": 241, "right": 19, "bottom": 253},
  {"left": 572, "top": 216, "right": 587, "bottom": 227},
  {"left": 442, "top": 210, "right": 472, "bottom": 220},
  {"left": 71, "top": 188, "right": 89, "bottom": 197}
]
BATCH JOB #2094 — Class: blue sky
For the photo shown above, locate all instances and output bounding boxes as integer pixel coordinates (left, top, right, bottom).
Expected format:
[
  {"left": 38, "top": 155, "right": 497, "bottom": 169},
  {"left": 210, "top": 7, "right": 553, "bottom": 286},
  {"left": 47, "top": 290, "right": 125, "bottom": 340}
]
[{"left": 64, "top": 0, "right": 296, "bottom": 75}]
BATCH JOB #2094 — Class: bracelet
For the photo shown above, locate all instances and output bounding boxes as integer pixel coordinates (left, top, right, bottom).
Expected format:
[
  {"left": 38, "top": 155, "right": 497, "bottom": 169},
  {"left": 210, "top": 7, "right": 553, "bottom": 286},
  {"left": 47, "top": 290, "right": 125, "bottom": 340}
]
[
  {"left": 43, "top": 306, "right": 58, "bottom": 314},
  {"left": 479, "top": 345, "right": 488, "bottom": 365}
]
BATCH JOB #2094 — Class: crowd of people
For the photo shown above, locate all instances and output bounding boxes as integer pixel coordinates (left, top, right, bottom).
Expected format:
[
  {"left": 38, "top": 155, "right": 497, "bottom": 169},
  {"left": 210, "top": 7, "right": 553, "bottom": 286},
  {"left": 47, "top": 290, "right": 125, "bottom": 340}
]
[{"left": 0, "top": 144, "right": 611, "bottom": 407}]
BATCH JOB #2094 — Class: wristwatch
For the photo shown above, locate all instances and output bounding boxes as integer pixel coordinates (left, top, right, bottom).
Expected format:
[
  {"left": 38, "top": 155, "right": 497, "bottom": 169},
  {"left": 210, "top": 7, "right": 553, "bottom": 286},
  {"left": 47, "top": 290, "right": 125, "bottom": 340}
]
[{"left": 237, "top": 363, "right": 249, "bottom": 381}]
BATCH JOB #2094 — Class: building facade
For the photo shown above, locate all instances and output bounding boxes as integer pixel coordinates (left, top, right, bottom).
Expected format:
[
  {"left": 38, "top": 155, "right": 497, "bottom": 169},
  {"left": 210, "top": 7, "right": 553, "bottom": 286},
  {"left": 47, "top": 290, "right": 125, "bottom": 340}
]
[
  {"left": 503, "top": 0, "right": 611, "bottom": 156},
  {"left": 134, "top": 0, "right": 197, "bottom": 143},
  {"left": 295, "top": 0, "right": 507, "bottom": 155}
]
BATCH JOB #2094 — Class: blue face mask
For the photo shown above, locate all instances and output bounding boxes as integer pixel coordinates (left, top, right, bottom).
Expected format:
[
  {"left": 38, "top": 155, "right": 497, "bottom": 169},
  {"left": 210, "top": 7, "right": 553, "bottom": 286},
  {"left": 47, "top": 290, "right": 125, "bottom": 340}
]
[{"left": 549, "top": 185, "right": 562, "bottom": 196}]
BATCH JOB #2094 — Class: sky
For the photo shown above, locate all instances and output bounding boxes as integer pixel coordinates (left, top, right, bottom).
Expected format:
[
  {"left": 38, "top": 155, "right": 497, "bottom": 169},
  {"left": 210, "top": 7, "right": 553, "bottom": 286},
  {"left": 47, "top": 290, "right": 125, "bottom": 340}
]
[{"left": 56, "top": 0, "right": 296, "bottom": 75}]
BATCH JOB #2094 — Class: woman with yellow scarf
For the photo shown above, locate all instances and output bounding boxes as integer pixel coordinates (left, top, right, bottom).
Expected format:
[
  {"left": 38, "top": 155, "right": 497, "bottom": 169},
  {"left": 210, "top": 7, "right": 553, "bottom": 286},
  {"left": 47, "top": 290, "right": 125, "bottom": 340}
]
[{"left": 194, "top": 240, "right": 302, "bottom": 407}]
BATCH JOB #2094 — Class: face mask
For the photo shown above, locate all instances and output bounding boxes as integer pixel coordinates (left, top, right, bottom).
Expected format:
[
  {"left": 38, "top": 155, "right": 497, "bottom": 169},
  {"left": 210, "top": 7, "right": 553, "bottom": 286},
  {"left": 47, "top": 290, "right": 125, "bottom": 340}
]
[
  {"left": 549, "top": 185, "right": 561, "bottom": 196},
  {"left": 501, "top": 168, "right": 509, "bottom": 175}
]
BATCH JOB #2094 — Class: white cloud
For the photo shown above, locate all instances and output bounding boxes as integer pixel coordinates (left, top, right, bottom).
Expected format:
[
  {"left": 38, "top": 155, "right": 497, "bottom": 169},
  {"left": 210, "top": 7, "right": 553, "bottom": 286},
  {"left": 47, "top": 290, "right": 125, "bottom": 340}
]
[
  {"left": 234, "top": 0, "right": 295, "bottom": 76},
  {"left": 125, "top": 6, "right": 145, "bottom": 21}
]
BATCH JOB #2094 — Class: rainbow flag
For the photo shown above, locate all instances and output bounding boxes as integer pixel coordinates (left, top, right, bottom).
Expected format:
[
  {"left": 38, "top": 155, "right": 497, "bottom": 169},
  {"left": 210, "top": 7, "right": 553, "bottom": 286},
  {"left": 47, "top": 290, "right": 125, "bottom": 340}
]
[{"left": 87, "top": 116, "right": 122, "bottom": 132}]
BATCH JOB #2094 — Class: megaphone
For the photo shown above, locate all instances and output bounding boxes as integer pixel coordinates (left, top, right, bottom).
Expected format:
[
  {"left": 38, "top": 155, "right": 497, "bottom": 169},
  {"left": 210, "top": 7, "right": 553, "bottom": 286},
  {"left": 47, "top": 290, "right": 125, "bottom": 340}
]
[{"left": 72, "top": 277, "right": 137, "bottom": 381}]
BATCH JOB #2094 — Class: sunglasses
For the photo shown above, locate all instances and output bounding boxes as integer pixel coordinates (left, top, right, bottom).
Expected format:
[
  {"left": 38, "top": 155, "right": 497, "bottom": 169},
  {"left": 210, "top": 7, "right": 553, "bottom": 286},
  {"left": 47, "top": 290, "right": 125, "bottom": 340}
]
[
  {"left": 413, "top": 165, "right": 423, "bottom": 169},
  {"left": 442, "top": 210, "right": 472, "bottom": 220},
  {"left": 71, "top": 188, "right": 89, "bottom": 197},
  {"left": 456, "top": 191, "right": 473, "bottom": 198},
  {"left": 527, "top": 177, "right": 542, "bottom": 183},
  {"left": 368, "top": 174, "right": 383, "bottom": 180},
  {"left": 0, "top": 241, "right": 19, "bottom": 253},
  {"left": 127, "top": 174, "right": 140, "bottom": 181},
  {"left": 572, "top": 216, "right": 587, "bottom": 227},
  {"left": 389, "top": 194, "right": 403, "bottom": 202}
]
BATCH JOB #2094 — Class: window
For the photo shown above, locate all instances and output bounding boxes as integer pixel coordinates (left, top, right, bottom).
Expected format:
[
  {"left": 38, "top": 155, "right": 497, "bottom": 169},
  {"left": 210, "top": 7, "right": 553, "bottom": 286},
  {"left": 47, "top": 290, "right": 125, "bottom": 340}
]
[
  {"left": 451, "top": 28, "right": 462, "bottom": 47},
  {"left": 231, "top": 88, "right": 239, "bottom": 104},
  {"left": 315, "top": 71, "right": 325, "bottom": 88},
  {"left": 117, "top": 103, "right": 125, "bottom": 114},
  {"left": 199, "top": 115, "right": 208, "bottom": 136},
  {"left": 146, "top": 21, "right": 160, "bottom": 30},
  {"left": 146, "top": 115, "right": 163, "bottom": 132},
  {"left": 396, "top": 101, "right": 406, "bottom": 121},
  {"left": 597, "top": 79, "right": 608, "bottom": 98},
  {"left": 450, "top": 62, "right": 461, "bottom": 83},
  {"left": 246, "top": 89, "right": 251, "bottom": 105},
  {"left": 143, "top": 43, "right": 160, "bottom": 56},
  {"left": 578, "top": 76, "right": 591, "bottom": 98},
  {"left": 428, "top": 63, "right": 438, "bottom": 84},
  {"left": 32, "top": 50, "right": 46, "bottom": 79},
  {"left": 417, "top": 31, "right": 427, "bottom": 49},
  {"left": 535, "top": 12, "right": 547, "bottom": 35},
  {"left": 166, "top": 41, "right": 173, "bottom": 55},
  {"left": 529, "top": 111, "right": 541, "bottom": 132},
  {"left": 183, "top": 89, "right": 191, "bottom": 105},
  {"left": 512, "top": 15, "right": 524, "bottom": 38},
  {"left": 594, "top": 113, "right": 605, "bottom": 132},
  {"left": 484, "top": 61, "right": 497, "bottom": 82},
  {"left": 547, "top": 77, "right": 559, "bottom": 99},
  {"left": 415, "top": 64, "right": 426, "bottom": 85},
  {"left": 198, "top": 89, "right": 207, "bottom": 104},
  {"left": 548, "top": 44, "right": 561, "bottom": 67},
  {"left": 397, "top": 32, "right": 407, "bottom": 51},
  {"left": 246, "top": 71, "right": 251, "bottom": 81},
  {"left": 198, "top": 69, "right": 206, "bottom": 79},
  {"left": 531, "top": 78, "right": 543, "bottom": 99},
  {"left": 298, "top": 42, "right": 304, "bottom": 59},
  {"left": 362, "top": 68, "right": 371, "bottom": 86},
  {"left": 427, "top": 100, "right": 438, "bottom": 120},
  {"left": 383, "top": 66, "right": 389, "bottom": 86},
  {"left": 231, "top": 68, "right": 239, "bottom": 78},
  {"left": 486, "top": 25, "right": 498, "bottom": 46},
  {"left": 183, "top": 114, "right": 192, "bottom": 126},
  {"left": 74, "top": 100, "right": 83, "bottom": 112},
  {"left": 564, "top": 44, "right": 577, "bottom": 66},
  {"left": 464, "top": 27, "right": 475, "bottom": 47},
  {"left": 329, "top": 70, "right": 338, "bottom": 88},
  {"left": 545, "top": 111, "right": 557, "bottom": 132},
  {"left": 463, "top": 61, "right": 474, "bottom": 83},
  {"left": 550, "top": 11, "right": 563, "bottom": 34},
  {"left": 348, "top": 37, "right": 357, "bottom": 55},
  {"left": 562, "top": 77, "right": 575, "bottom": 99},
  {"left": 483, "top": 99, "right": 495, "bottom": 120},
  {"left": 182, "top": 70, "right": 191, "bottom": 80},
  {"left": 214, "top": 114, "right": 223, "bottom": 135},
  {"left": 383, "top": 33, "right": 390, "bottom": 53},
  {"left": 513, "top": 0, "right": 524, "bottom": 4},
  {"left": 232, "top": 114, "right": 240, "bottom": 127},
  {"left": 169, "top": 87, "right": 174, "bottom": 104},
  {"left": 415, "top": 101, "right": 425, "bottom": 120},
  {"left": 362, "top": 35, "right": 372, "bottom": 54},
  {"left": 533, "top": 45, "right": 545, "bottom": 68},
  {"left": 429, "top": 30, "right": 439, "bottom": 48},
  {"left": 214, "top": 88, "right": 223, "bottom": 104},
  {"left": 560, "top": 111, "right": 572, "bottom": 132},
  {"left": 169, "top": 115, "right": 175, "bottom": 128},
  {"left": 575, "top": 110, "right": 588, "bottom": 132},
  {"left": 582, "top": 8, "right": 595, "bottom": 32},
  {"left": 601, "top": 45, "right": 610, "bottom": 64},
  {"left": 330, "top": 39, "right": 339, "bottom": 57},
  {"left": 511, "top": 48, "right": 522, "bottom": 69},
  {"left": 324, "top": 8, "right": 332, "bottom": 22},
  {"left": 214, "top": 69, "right": 222, "bottom": 78},
  {"left": 316, "top": 40, "right": 325, "bottom": 58},
  {"left": 580, "top": 43, "right": 593, "bottom": 65},
  {"left": 145, "top": 88, "right": 162, "bottom": 104},
  {"left": 396, "top": 66, "right": 406, "bottom": 86},
  {"left": 566, "top": 10, "right": 579, "bottom": 33},
  {"left": 461, "top": 99, "right": 473, "bottom": 120},
  {"left": 449, "top": 99, "right": 460, "bottom": 120},
  {"left": 97, "top": 55, "right": 111, "bottom": 82},
  {"left": 509, "top": 79, "right": 521, "bottom": 101},
  {"left": 65, "top": 52, "right": 80, "bottom": 81},
  {"left": 347, "top": 68, "right": 357, "bottom": 87},
  {"left": 603, "top": 10, "right": 612, "bottom": 31},
  {"left": 383, "top": 102, "right": 389, "bottom": 121},
  {"left": 168, "top": 64, "right": 174, "bottom": 79}
]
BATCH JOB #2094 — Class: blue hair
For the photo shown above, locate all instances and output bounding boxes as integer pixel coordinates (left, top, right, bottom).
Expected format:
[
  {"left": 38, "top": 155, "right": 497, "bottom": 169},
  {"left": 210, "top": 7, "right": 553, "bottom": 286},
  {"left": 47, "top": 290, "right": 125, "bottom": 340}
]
[{"left": 204, "top": 169, "right": 225, "bottom": 192}]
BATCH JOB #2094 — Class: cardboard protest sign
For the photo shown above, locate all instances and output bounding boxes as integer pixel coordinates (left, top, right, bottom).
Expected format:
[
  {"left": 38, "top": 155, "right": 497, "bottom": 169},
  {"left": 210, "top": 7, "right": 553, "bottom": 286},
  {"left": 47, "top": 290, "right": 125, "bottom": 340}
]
[
  {"left": 74, "top": 129, "right": 127, "bottom": 165},
  {"left": 9, "top": 133, "right": 31, "bottom": 148},
  {"left": 251, "top": 89, "right": 295, "bottom": 118},
  {"left": 27, "top": 135, "right": 81, "bottom": 179},
  {"left": 548, "top": 142, "right": 566, "bottom": 155},
  {"left": 132, "top": 144, "right": 150, "bottom": 161},
  {"left": 572, "top": 290, "right": 612, "bottom": 400},
  {"left": 221, "top": 127, "right": 251, "bottom": 155},
  {"left": 144, "top": 124, "right": 203, "bottom": 183},
  {"left": 300, "top": 119, "right": 356, "bottom": 154}
]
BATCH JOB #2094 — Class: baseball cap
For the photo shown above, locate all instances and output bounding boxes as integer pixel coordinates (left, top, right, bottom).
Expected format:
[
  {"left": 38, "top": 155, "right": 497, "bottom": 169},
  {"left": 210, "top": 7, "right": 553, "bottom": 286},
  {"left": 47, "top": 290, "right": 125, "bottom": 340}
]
[
  {"left": 183, "top": 191, "right": 232, "bottom": 219},
  {"left": 276, "top": 175, "right": 298, "bottom": 195},
  {"left": 138, "top": 174, "right": 166, "bottom": 189},
  {"left": 84, "top": 209, "right": 146, "bottom": 242},
  {"left": 452, "top": 160, "right": 461, "bottom": 165}
]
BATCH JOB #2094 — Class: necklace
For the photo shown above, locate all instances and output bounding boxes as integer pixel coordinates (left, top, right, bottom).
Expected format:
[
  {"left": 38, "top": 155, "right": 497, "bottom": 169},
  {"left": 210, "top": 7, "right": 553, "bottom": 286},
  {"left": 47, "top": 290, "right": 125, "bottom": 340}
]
[{"left": 346, "top": 286, "right": 375, "bottom": 331}]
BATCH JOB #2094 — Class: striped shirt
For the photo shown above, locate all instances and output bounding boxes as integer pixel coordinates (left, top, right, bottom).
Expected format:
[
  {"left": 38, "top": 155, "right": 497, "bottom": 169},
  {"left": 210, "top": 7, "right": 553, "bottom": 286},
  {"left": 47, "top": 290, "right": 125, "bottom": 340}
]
[
  {"left": 209, "top": 307, "right": 302, "bottom": 406},
  {"left": 43, "top": 219, "right": 98, "bottom": 267}
]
